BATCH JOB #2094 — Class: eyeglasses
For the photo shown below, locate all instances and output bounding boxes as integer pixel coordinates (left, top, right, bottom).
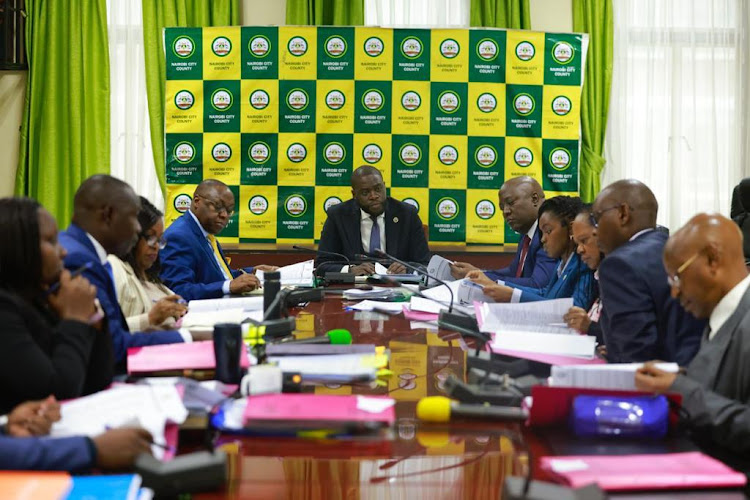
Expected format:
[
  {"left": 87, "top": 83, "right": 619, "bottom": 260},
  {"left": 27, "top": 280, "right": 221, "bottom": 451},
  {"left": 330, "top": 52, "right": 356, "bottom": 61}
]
[
  {"left": 589, "top": 205, "right": 621, "bottom": 228},
  {"left": 666, "top": 251, "right": 701, "bottom": 289},
  {"left": 203, "top": 199, "right": 235, "bottom": 217},
  {"left": 142, "top": 234, "right": 167, "bottom": 250}
]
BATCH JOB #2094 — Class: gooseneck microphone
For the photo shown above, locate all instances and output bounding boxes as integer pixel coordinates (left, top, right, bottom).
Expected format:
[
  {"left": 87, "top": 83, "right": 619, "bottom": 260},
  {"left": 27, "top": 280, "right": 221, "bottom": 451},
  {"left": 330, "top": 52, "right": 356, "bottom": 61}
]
[
  {"left": 292, "top": 245, "right": 351, "bottom": 265},
  {"left": 277, "top": 329, "right": 352, "bottom": 345}
]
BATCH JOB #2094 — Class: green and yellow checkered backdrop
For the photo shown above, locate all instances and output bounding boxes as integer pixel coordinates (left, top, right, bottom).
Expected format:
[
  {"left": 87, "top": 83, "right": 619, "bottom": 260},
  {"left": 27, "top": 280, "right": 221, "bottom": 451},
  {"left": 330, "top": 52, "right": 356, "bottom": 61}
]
[{"left": 163, "top": 26, "right": 588, "bottom": 248}]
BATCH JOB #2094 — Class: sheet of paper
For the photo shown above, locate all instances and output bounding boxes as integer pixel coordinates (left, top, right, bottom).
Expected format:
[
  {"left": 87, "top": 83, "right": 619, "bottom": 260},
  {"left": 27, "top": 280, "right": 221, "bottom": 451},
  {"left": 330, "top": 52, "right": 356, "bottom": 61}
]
[
  {"left": 356, "top": 395, "right": 395, "bottom": 414},
  {"left": 410, "top": 321, "right": 439, "bottom": 331},
  {"left": 374, "top": 262, "right": 389, "bottom": 275},
  {"left": 426, "top": 255, "right": 455, "bottom": 287},
  {"left": 256, "top": 260, "right": 315, "bottom": 287},
  {"left": 268, "top": 353, "right": 379, "bottom": 380},
  {"left": 180, "top": 308, "right": 246, "bottom": 327},
  {"left": 187, "top": 296, "right": 264, "bottom": 313},
  {"left": 348, "top": 300, "right": 405, "bottom": 313},
  {"left": 479, "top": 298, "right": 577, "bottom": 334},
  {"left": 549, "top": 362, "right": 679, "bottom": 390},
  {"left": 457, "top": 280, "right": 494, "bottom": 305},
  {"left": 490, "top": 330, "right": 596, "bottom": 359},
  {"left": 410, "top": 296, "right": 445, "bottom": 313}
]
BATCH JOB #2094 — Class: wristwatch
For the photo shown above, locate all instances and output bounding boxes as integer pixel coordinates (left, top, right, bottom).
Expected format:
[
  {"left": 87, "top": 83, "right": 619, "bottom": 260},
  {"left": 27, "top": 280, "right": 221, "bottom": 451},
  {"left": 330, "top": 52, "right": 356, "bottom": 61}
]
[{"left": 0, "top": 414, "right": 8, "bottom": 434}]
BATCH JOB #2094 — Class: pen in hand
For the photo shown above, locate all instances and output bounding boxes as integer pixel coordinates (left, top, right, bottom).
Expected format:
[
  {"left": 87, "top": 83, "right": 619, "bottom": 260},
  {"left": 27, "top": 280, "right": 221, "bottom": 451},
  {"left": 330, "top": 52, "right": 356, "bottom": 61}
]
[{"left": 45, "top": 262, "right": 94, "bottom": 296}]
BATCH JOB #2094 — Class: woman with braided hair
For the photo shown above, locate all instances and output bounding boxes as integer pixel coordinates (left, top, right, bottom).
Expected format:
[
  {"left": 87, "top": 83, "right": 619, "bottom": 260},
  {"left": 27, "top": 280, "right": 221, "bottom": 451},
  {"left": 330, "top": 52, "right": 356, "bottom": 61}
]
[{"left": 467, "top": 196, "right": 597, "bottom": 309}]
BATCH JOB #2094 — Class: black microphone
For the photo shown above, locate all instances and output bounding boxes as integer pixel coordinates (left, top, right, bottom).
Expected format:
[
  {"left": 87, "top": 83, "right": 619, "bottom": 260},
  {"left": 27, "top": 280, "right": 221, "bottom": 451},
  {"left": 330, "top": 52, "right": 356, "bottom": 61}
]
[{"left": 292, "top": 245, "right": 351, "bottom": 265}]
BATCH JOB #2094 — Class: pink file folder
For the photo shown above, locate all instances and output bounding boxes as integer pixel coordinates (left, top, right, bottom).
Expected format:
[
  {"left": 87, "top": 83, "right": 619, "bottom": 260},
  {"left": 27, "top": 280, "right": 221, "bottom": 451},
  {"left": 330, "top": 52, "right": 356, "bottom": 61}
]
[
  {"left": 540, "top": 452, "right": 747, "bottom": 491},
  {"left": 402, "top": 306, "right": 439, "bottom": 322},
  {"left": 243, "top": 394, "right": 395, "bottom": 426},
  {"left": 127, "top": 340, "right": 250, "bottom": 374},
  {"left": 490, "top": 347, "right": 605, "bottom": 366}
]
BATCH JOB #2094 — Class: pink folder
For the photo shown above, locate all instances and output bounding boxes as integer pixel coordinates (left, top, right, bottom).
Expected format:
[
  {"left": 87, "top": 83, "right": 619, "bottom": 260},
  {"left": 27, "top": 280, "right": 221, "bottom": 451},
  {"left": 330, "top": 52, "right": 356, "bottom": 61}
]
[
  {"left": 243, "top": 394, "right": 395, "bottom": 426},
  {"left": 127, "top": 340, "right": 250, "bottom": 374},
  {"left": 490, "top": 347, "right": 605, "bottom": 366},
  {"left": 540, "top": 452, "right": 747, "bottom": 491},
  {"left": 402, "top": 306, "right": 439, "bottom": 322}
]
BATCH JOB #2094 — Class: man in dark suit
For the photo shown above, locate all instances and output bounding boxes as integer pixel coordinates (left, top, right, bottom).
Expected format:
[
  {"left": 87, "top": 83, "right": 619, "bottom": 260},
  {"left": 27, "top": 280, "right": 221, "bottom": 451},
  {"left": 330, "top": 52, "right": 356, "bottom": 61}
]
[
  {"left": 449, "top": 176, "right": 556, "bottom": 288},
  {"left": 160, "top": 179, "right": 276, "bottom": 300},
  {"left": 636, "top": 213, "right": 750, "bottom": 453},
  {"left": 316, "top": 166, "right": 430, "bottom": 276},
  {"left": 593, "top": 179, "right": 704, "bottom": 364},
  {"left": 59, "top": 175, "right": 187, "bottom": 366}
]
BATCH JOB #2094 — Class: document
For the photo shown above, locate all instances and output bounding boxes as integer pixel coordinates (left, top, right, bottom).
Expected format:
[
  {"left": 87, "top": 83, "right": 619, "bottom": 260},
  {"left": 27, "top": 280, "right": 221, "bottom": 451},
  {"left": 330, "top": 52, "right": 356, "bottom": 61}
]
[
  {"left": 127, "top": 340, "right": 252, "bottom": 374},
  {"left": 479, "top": 298, "right": 577, "bottom": 334},
  {"left": 180, "top": 308, "right": 246, "bottom": 328},
  {"left": 417, "top": 280, "right": 474, "bottom": 315},
  {"left": 490, "top": 331, "right": 596, "bottom": 359},
  {"left": 268, "top": 353, "right": 385, "bottom": 383},
  {"left": 187, "top": 296, "right": 264, "bottom": 313},
  {"left": 347, "top": 300, "right": 405, "bottom": 313},
  {"left": 549, "top": 362, "right": 679, "bottom": 390},
  {"left": 426, "top": 255, "right": 456, "bottom": 286},
  {"left": 256, "top": 260, "right": 315, "bottom": 287}
]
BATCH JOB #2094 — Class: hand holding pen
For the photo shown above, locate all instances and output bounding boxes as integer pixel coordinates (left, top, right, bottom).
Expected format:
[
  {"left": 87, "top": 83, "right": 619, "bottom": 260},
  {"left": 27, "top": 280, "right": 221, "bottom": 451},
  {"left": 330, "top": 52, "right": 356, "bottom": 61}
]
[{"left": 149, "top": 295, "right": 188, "bottom": 326}]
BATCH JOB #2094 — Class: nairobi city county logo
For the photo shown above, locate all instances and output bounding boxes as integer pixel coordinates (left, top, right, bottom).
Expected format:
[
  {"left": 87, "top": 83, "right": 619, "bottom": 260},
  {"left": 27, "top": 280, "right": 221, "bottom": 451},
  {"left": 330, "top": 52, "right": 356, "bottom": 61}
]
[
  {"left": 249, "top": 90, "right": 270, "bottom": 110},
  {"left": 515, "top": 41, "right": 535, "bottom": 61},
  {"left": 477, "top": 38, "right": 499, "bottom": 61},
  {"left": 401, "top": 37, "right": 423, "bottom": 59},
  {"left": 362, "top": 143, "right": 382, "bottom": 164},
  {"left": 285, "top": 195, "right": 307, "bottom": 217},
  {"left": 288, "top": 36, "right": 308, "bottom": 57},
  {"left": 362, "top": 89, "right": 385, "bottom": 112},
  {"left": 437, "top": 197, "right": 459, "bottom": 221},
  {"left": 401, "top": 91, "right": 421, "bottom": 111},
  {"left": 211, "top": 143, "right": 231, "bottom": 163},
  {"left": 552, "top": 41, "right": 575, "bottom": 65},
  {"left": 364, "top": 37, "right": 384, "bottom": 57},
  {"left": 211, "top": 89, "right": 233, "bottom": 111},
  {"left": 325, "top": 90, "right": 346, "bottom": 111},
  {"left": 477, "top": 93, "right": 497, "bottom": 113},
  {"left": 173, "top": 141, "right": 195, "bottom": 164},
  {"left": 249, "top": 35, "right": 270, "bottom": 57},
  {"left": 438, "top": 145, "right": 459, "bottom": 166},
  {"left": 474, "top": 145, "right": 497, "bottom": 168},
  {"left": 325, "top": 36, "right": 347, "bottom": 58},
  {"left": 438, "top": 91, "right": 460, "bottom": 114},
  {"left": 552, "top": 96, "right": 572, "bottom": 116},
  {"left": 324, "top": 196, "right": 342, "bottom": 213},
  {"left": 513, "top": 93, "right": 535, "bottom": 116},
  {"left": 514, "top": 147, "right": 534, "bottom": 167},
  {"left": 550, "top": 147, "right": 572, "bottom": 171},
  {"left": 174, "top": 90, "right": 194, "bottom": 110},
  {"left": 286, "top": 143, "right": 307, "bottom": 163},
  {"left": 248, "top": 195, "right": 269, "bottom": 216},
  {"left": 172, "top": 36, "right": 194, "bottom": 58},
  {"left": 399, "top": 143, "right": 421, "bottom": 166},
  {"left": 403, "top": 198, "right": 420, "bottom": 211},
  {"left": 476, "top": 199, "right": 496, "bottom": 220},
  {"left": 212, "top": 36, "right": 232, "bottom": 57},
  {"left": 248, "top": 141, "right": 270, "bottom": 165},
  {"left": 286, "top": 89, "right": 309, "bottom": 111},
  {"left": 324, "top": 142, "right": 346, "bottom": 165},
  {"left": 174, "top": 194, "right": 192, "bottom": 213},
  {"left": 440, "top": 39, "right": 460, "bottom": 59}
]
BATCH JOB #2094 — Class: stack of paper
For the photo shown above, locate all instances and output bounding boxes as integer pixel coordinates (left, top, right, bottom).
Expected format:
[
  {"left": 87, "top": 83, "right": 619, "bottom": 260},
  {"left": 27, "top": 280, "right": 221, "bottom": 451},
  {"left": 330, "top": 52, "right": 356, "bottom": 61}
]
[
  {"left": 479, "top": 298, "right": 577, "bottom": 335},
  {"left": 549, "top": 363, "right": 679, "bottom": 390},
  {"left": 187, "top": 296, "right": 264, "bottom": 312},
  {"left": 414, "top": 280, "right": 474, "bottom": 315},
  {"left": 342, "top": 286, "right": 400, "bottom": 301},
  {"left": 268, "top": 352, "right": 387, "bottom": 384},
  {"left": 491, "top": 331, "right": 597, "bottom": 359},
  {"left": 256, "top": 260, "right": 315, "bottom": 287}
]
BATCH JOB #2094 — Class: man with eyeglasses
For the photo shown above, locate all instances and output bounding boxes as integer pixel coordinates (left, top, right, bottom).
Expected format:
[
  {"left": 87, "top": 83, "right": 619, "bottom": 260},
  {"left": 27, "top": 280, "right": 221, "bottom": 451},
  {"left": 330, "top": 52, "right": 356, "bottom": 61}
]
[
  {"left": 161, "top": 179, "right": 277, "bottom": 300},
  {"left": 593, "top": 179, "right": 704, "bottom": 365},
  {"left": 635, "top": 213, "right": 750, "bottom": 453},
  {"left": 450, "top": 176, "right": 556, "bottom": 288}
]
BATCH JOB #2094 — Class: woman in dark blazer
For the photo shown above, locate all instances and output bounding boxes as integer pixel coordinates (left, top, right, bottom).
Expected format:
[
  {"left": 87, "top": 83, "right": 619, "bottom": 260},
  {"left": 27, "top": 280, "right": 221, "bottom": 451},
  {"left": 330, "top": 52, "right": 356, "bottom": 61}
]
[{"left": 0, "top": 198, "right": 113, "bottom": 414}]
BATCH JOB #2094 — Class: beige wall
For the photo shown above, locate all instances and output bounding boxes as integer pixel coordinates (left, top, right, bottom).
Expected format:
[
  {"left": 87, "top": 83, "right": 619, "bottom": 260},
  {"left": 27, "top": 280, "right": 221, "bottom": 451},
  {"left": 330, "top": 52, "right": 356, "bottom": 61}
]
[
  {"left": 242, "top": 0, "right": 287, "bottom": 25},
  {"left": 530, "top": 0, "right": 573, "bottom": 32},
  {"left": 0, "top": 71, "right": 26, "bottom": 197}
]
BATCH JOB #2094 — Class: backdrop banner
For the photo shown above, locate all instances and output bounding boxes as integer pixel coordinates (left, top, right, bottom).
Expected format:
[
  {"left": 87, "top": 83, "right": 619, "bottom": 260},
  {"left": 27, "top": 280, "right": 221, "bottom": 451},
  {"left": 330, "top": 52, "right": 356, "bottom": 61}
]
[{"left": 163, "top": 26, "right": 588, "bottom": 248}]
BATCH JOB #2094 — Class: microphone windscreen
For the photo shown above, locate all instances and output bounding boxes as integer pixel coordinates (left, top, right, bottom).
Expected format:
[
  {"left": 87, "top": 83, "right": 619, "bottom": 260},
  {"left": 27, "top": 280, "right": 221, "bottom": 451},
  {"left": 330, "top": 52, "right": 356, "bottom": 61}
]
[
  {"left": 326, "top": 329, "right": 352, "bottom": 345},
  {"left": 416, "top": 396, "right": 452, "bottom": 423}
]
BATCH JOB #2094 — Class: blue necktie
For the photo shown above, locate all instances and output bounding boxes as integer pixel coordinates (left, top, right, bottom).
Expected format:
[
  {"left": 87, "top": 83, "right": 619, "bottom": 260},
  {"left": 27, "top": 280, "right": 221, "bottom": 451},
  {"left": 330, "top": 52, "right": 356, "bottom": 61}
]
[
  {"left": 369, "top": 215, "right": 381, "bottom": 255},
  {"left": 103, "top": 261, "right": 115, "bottom": 285}
]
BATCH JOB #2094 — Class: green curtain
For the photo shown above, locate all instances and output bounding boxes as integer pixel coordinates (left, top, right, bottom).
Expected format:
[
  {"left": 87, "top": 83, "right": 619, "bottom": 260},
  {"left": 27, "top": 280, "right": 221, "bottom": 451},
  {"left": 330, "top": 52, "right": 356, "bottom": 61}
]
[
  {"left": 142, "top": 0, "right": 240, "bottom": 195},
  {"left": 573, "top": 0, "right": 613, "bottom": 202},
  {"left": 15, "top": 0, "right": 110, "bottom": 225},
  {"left": 286, "top": 0, "right": 364, "bottom": 25},
  {"left": 470, "top": 0, "right": 531, "bottom": 29}
]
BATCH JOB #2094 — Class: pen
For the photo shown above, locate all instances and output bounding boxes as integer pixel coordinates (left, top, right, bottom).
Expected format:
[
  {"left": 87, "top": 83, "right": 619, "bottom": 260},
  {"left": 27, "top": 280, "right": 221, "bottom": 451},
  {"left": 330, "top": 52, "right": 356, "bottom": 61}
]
[
  {"left": 105, "top": 425, "right": 176, "bottom": 453},
  {"left": 45, "top": 262, "right": 93, "bottom": 296},
  {"left": 152, "top": 297, "right": 188, "bottom": 305}
]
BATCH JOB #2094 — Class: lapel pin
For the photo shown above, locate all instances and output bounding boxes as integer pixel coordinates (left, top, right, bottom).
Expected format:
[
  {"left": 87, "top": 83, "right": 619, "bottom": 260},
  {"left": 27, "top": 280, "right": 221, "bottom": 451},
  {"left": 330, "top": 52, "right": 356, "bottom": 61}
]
[{"left": 393, "top": 217, "right": 399, "bottom": 223}]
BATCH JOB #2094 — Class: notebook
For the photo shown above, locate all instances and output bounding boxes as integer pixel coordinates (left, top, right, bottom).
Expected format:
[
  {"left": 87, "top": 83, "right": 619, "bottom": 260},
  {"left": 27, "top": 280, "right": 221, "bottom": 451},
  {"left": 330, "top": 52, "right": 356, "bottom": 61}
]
[
  {"left": 0, "top": 471, "right": 71, "bottom": 500},
  {"left": 541, "top": 452, "right": 747, "bottom": 491}
]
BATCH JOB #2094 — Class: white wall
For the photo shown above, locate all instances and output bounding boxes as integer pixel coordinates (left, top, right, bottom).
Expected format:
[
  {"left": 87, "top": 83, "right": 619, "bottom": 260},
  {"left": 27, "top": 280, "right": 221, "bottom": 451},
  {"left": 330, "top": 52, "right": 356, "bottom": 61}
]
[
  {"left": 242, "top": 0, "right": 287, "bottom": 25},
  {"left": 0, "top": 71, "right": 26, "bottom": 197},
  {"left": 530, "top": 0, "right": 573, "bottom": 32}
]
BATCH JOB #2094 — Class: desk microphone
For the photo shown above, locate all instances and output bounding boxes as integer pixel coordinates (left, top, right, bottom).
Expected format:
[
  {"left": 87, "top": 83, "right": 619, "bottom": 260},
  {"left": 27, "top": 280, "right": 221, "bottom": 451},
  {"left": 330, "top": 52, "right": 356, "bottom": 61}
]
[
  {"left": 292, "top": 245, "right": 353, "bottom": 278},
  {"left": 276, "top": 328, "right": 352, "bottom": 345},
  {"left": 416, "top": 396, "right": 528, "bottom": 423}
]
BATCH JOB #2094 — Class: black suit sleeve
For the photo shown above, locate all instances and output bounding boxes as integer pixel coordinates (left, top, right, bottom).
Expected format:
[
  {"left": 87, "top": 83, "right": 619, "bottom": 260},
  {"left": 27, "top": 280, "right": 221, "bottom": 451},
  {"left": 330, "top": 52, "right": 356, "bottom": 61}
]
[
  {"left": 404, "top": 207, "right": 430, "bottom": 266},
  {"left": 315, "top": 210, "right": 350, "bottom": 276}
]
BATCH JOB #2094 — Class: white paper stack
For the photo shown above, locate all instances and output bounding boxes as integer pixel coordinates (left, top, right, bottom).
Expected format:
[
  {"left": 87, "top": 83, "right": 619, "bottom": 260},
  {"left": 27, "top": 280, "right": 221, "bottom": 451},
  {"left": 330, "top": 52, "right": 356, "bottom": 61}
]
[
  {"left": 549, "top": 362, "right": 680, "bottom": 390},
  {"left": 491, "top": 331, "right": 597, "bottom": 359},
  {"left": 256, "top": 260, "right": 315, "bottom": 287}
]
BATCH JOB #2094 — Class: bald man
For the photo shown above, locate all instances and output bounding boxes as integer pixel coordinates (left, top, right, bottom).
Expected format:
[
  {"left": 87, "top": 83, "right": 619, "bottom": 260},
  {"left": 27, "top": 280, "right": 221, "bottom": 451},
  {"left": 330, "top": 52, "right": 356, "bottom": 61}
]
[
  {"left": 59, "top": 175, "right": 185, "bottom": 366},
  {"left": 160, "top": 180, "right": 276, "bottom": 300},
  {"left": 636, "top": 214, "right": 750, "bottom": 453},
  {"left": 451, "top": 176, "right": 556, "bottom": 288},
  {"left": 593, "top": 180, "right": 704, "bottom": 364}
]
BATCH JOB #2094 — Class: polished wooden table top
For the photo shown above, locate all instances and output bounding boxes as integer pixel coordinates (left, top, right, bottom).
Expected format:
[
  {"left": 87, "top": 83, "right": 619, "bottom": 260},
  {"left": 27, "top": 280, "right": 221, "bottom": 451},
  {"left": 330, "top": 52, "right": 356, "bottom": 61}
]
[{"left": 189, "top": 295, "right": 749, "bottom": 500}]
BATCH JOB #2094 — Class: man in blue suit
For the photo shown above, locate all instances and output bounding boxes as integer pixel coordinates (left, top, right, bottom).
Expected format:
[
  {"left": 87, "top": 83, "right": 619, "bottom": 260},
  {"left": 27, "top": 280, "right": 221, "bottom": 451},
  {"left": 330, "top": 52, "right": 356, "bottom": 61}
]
[
  {"left": 59, "top": 176, "right": 187, "bottom": 367},
  {"left": 593, "top": 179, "right": 704, "bottom": 365},
  {"left": 450, "top": 176, "right": 557, "bottom": 288},
  {"left": 160, "top": 179, "right": 277, "bottom": 301}
]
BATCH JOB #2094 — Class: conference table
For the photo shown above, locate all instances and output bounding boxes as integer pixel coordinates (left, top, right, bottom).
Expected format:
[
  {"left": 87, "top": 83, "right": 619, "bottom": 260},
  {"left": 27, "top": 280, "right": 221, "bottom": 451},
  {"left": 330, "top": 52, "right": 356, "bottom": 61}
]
[{"left": 183, "top": 293, "right": 749, "bottom": 499}]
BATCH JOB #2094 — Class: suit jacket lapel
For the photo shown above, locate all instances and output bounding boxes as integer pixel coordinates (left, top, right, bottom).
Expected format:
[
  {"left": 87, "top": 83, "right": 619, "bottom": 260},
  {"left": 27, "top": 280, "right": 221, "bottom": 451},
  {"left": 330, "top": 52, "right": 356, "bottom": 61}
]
[
  {"left": 68, "top": 224, "right": 120, "bottom": 300},
  {"left": 185, "top": 213, "right": 225, "bottom": 277},
  {"left": 384, "top": 198, "right": 398, "bottom": 256},
  {"left": 348, "top": 201, "right": 364, "bottom": 255}
]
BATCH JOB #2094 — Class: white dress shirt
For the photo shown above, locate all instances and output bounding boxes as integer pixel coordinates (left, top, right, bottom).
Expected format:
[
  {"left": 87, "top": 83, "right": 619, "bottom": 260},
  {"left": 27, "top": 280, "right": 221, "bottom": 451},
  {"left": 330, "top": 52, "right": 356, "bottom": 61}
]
[{"left": 709, "top": 273, "right": 750, "bottom": 340}]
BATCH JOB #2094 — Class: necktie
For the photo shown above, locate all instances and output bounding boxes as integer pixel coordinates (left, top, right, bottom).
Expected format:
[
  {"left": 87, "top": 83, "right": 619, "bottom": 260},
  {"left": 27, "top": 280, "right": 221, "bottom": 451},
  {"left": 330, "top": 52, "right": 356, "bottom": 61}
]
[
  {"left": 515, "top": 235, "right": 531, "bottom": 278},
  {"left": 208, "top": 234, "right": 233, "bottom": 279},
  {"left": 369, "top": 215, "right": 381, "bottom": 255}
]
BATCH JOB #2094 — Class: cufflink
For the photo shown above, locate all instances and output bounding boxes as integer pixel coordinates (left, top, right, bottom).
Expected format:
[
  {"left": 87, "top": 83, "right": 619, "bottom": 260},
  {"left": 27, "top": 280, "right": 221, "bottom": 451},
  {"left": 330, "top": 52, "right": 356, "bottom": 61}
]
[{"left": 393, "top": 217, "right": 399, "bottom": 223}]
